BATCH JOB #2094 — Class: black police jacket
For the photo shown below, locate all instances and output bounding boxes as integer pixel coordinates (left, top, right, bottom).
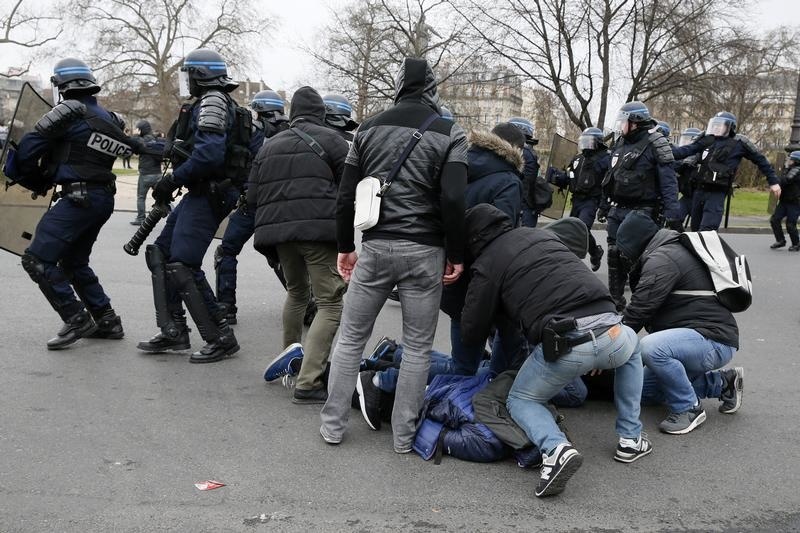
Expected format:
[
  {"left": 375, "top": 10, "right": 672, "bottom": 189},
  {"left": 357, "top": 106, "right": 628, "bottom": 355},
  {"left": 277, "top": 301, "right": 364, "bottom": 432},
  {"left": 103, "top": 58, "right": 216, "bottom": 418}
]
[{"left": 568, "top": 149, "right": 609, "bottom": 199}]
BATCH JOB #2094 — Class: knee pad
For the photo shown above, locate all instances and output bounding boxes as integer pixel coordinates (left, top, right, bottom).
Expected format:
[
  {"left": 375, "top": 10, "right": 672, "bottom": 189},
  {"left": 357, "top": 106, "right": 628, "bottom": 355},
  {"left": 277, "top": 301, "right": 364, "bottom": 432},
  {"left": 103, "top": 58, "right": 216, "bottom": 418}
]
[
  {"left": 145, "top": 244, "right": 168, "bottom": 273},
  {"left": 165, "top": 261, "right": 194, "bottom": 289},
  {"left": 214, "top": 244, "right": 224, "bottom": 270},
  {"left": 21, "top": 252, "right": 46, "bottom": 283}
]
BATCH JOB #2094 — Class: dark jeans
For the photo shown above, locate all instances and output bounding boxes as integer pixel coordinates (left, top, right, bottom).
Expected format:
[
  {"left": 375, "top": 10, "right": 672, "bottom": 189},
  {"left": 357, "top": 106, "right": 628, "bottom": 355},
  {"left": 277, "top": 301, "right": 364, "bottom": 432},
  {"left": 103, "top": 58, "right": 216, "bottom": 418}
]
[
  {"left": 691, "top": 189, "right": 727, "bottom": 231},
  {"left": 26, "top": 189, "right": 115, "bottom": 319},
  {"left": 770, "top": 201, "right": 800, "bottom": 245},
  {"left": 135, "top": 173, "right": 161, "bottom": 221},
  {"left": 216, "top": 207, "right": 255, "bottom": 306}
]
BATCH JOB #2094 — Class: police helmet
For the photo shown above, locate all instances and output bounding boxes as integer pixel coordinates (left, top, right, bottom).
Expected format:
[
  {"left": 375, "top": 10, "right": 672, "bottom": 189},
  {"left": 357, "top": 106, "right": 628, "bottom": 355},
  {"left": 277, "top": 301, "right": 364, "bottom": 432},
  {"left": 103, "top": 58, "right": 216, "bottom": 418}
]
[
  {"left": 440, "top": 106, "right": 454, "bottom": 121},
  {"left": 655, "top": 120, "right": 671, "bottom": 139},
  {"left": 323, "top": 93, "right": 358, "bottom": 131},
  {"left": 706, "top": 111, "right": 737, "bottom": 137},
  {"left": 51, "top": 58, "right": 101, "bottom": 97},
  {"left": 179, "top": 48, "right": 238, "bottom": 98},
  {"left": 788, "top": 151, "right": 800, "bottom": 165},
  {"left": 251, "top": 90, "right": 285, "bottom": 114},
  {"left": 508, "top": 117, "right": 538, "bottom": 145},
  {"left": 578, "top": 127, "right": 605, "bottom": 151},
  {"left": 678, "top": 127, "right": 701, "bottom": 147}
]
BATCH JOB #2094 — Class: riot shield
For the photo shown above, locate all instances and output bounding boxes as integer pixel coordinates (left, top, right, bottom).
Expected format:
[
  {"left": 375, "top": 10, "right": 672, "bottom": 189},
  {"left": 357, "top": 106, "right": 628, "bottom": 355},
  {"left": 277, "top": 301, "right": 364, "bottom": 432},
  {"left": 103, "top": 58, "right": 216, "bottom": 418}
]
[
  {"left": 0, "top": 83, "right": 53, "bottom": 255},
  {"left": 540, "top": 133, "right": 577, "bottom": 220}
]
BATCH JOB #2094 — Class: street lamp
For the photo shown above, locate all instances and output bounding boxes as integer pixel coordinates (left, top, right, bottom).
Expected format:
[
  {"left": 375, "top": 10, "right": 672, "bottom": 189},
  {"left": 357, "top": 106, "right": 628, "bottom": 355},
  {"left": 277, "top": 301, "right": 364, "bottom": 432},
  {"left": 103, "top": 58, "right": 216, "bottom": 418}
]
[{"left": 787, "top": 70, "right": 800, "bottom": 153}]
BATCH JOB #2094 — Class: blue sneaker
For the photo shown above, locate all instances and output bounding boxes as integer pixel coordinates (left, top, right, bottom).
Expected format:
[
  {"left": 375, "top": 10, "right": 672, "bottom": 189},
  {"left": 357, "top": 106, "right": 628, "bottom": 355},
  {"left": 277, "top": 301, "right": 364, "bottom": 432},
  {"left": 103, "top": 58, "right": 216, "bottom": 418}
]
[
  {"left": 263, "top": 343, "right": 303, "bottom": 382},
  {"left": 360, "top": 337, "right": 397, "bottom": 371}
]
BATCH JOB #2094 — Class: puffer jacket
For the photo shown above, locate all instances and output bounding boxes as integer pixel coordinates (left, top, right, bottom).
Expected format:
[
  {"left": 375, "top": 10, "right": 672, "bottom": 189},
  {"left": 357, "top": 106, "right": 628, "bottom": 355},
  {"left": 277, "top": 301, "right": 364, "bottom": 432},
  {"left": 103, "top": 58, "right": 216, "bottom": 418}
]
[
  {"left": 345, "top": 57, "right": 469, "bottom": 246},
  {"left": 465, "top": 131, "right": 523, "bottom": 224},
  {"left": 248, "top": 86, "right": 349, "bottom": 249},
  {"left": 461, "top": 204, "right": 615, "bottom": 347},
  {"left": 623, "top": 229, "right": 740, "bottom": 348}
]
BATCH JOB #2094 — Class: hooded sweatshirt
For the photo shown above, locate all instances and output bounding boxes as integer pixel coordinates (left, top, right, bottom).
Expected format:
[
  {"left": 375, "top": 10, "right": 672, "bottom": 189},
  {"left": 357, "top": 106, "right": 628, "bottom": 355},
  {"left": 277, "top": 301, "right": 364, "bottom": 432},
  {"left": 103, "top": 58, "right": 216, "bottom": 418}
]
[
  {"left": 248, "top": 86, "right": 350, "bottom": 250},
  {"left": 461, "top": 204, "right": 615, "bottom": 347},
  {"left": 335, "top": 57, "right": 469, "bottom": 263}
]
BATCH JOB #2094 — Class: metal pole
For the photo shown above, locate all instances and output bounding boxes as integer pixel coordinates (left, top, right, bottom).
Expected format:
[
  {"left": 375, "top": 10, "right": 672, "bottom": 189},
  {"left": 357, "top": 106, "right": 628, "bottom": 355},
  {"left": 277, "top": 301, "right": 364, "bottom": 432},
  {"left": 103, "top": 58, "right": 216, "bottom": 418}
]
[{"left": 786, "top": 70, "right": 800, "bottom": 153}]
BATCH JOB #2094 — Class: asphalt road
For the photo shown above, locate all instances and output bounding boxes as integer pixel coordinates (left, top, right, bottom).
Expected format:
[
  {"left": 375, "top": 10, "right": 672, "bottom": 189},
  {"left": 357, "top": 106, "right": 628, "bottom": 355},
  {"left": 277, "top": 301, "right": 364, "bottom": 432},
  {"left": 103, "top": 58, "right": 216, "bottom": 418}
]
[{"left": 1, "top": 213, "right": 799, "bottom": 532}]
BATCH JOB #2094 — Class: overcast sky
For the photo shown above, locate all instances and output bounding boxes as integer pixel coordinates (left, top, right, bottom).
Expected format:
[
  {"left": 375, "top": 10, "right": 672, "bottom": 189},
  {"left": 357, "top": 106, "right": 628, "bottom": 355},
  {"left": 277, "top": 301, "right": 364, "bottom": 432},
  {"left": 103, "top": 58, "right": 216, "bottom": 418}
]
[{"left": 2, "top": 0, "right": 798, "bottom": 93}]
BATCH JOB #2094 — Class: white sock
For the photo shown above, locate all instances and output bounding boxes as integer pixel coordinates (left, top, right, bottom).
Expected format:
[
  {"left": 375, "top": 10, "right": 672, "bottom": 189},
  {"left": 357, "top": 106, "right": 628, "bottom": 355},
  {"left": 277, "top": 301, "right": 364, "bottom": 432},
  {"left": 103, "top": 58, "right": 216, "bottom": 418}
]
[{"left": 372, "top": 374, "right": 380, "bottom": 387}]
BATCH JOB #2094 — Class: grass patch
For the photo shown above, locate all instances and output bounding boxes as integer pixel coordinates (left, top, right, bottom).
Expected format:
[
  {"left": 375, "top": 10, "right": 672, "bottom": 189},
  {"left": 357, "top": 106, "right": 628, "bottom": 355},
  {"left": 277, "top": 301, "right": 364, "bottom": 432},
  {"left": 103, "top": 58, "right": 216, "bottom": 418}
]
[{"left": 729, "top": 188, "right": 771, "bottom": 217}]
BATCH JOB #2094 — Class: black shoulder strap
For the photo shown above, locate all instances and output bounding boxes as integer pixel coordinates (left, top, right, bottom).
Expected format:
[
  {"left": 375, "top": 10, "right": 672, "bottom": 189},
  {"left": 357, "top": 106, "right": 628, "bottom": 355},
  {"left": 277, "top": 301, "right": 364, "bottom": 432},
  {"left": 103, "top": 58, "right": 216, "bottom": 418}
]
[
  {"left": 379, "top": 113, "right": 440, "bottom": 196},
  {"left": 291, "top": 127, "right": 327, "bottom": 161}
]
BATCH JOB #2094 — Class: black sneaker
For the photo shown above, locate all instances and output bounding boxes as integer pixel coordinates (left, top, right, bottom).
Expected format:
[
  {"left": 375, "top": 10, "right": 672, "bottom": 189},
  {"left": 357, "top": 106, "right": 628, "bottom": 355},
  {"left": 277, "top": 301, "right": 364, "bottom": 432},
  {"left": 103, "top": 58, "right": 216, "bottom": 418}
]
[
  {"left": 590, "top": 245, "right": 604, "bottom": 272},
  {"left": 87, "top": 309, "right": 124, "bottom": 339},
  {"left": 658, "top": 405, "right": 706, "bottom": 434},
  {"left": 534, "top": 443, "right": 583, "bottom": 498},
  {"left": 789, "top": 244, "right": 800, "bottom": 252},
  {"left": 292, "top": 387, "right": 328, "bottom": 404},
  {"left": 614, "top": 434, "right": 653, "bottom": 463},
  {"left": 719, "top": 367, "right": 744, "bottom": 414},
  {"left": 137, "top": 329, "right": 191, "bottom": 353},
  {"left": 47, "top": 309, "right": 98, "bottom": 350},
  {"left": 770, "top": 241, "right": 786, "bottom": 249},
  {"left": 356, "top": 371, "right": 382, "bottom": 430},
  {"left": 189, "top": 331, "right": 239, "bottom": 363}
]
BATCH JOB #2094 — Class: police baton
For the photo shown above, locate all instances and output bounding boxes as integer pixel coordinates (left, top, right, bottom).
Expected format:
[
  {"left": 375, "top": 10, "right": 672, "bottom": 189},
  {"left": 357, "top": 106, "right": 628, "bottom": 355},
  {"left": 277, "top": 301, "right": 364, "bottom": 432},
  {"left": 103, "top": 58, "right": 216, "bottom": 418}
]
[{"left": 123, "top": 202, "right": 171, "bottom": 256}]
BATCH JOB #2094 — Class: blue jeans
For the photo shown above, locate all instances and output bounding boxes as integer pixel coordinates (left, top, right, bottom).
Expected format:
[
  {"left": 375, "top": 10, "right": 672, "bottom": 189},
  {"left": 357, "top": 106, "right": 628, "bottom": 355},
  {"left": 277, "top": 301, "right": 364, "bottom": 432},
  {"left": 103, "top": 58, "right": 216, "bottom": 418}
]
[
  {"left": 639, "top": 328, "right": 735, "bottom": 413},
  {"left": 691, "top": 189, "right": 727, "bottom": 231},
  {"left": 507, "top": 324, "right": 643, "bottom": 454},
  {"left": 135, "top": 173, "right": 161, "bottom": 220}
]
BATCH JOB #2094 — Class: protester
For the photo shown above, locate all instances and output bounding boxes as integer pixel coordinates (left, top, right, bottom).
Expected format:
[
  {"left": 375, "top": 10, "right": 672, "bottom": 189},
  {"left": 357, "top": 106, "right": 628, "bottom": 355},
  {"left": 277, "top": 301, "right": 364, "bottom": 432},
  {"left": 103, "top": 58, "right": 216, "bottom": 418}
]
[
  {"left": 252, "top": 86, "right": 350, "bottom": 404},
  {"left": 129, "top": 119, "right": 165, "bottom": 226},
  {"left": 319, "top": 57, "right": 468, "bottom": 453},
  {"left": 460, "top": 203, "right": 651, "bottom": 498},
  {"left": 617, "top": 211, "right": 742, "bottom": 435},
  {"left": 769, "top": 151, "right": 800, "bottom": 251}
]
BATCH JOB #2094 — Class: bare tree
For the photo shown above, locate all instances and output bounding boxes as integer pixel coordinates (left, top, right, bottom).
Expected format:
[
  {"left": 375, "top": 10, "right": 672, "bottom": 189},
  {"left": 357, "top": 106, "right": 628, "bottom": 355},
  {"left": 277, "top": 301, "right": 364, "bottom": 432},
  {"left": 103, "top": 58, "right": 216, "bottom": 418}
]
[
  {"left": 72, "top": 0, "right": 267, "bottom": 128},
  {"left": 451, "top": 0, "right": 739, "bottom": 131},
  {"left": 0, "top": 0, "right": 63, "bottom": 76},
  {"left": 305, "top": 0, "right": 476, "bottom": 120}
]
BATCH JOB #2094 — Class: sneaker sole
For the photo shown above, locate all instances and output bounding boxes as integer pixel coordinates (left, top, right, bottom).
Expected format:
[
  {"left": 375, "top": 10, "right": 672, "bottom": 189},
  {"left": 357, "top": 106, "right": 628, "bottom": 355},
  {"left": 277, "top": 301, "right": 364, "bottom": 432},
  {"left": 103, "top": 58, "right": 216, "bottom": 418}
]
[
  {"left": 535, "top": 452, "right": 583, "bottom": 498},
  {"left": 356, "top": 375, "right": 380, "bottom": 431},
  {"left": 719, "top": 367, "right": 744, "bottom": 414},
  {"left": 291, "top": 397, "right": 327, "bottom": 405},
  {"left": 319, "top": 426, "right": 341, "bottom": 445},
  {"left": 137, "top": 343, "right": 191, "bottom": 354},
  {"left": 614, "top": 446, "right": 653, "bottom": 463},
  {"left": 660, "top": 410, "right": 707, "bottom": 435},
  {"left": 263, "top": 343, "right": 302, "bottom": 382}
]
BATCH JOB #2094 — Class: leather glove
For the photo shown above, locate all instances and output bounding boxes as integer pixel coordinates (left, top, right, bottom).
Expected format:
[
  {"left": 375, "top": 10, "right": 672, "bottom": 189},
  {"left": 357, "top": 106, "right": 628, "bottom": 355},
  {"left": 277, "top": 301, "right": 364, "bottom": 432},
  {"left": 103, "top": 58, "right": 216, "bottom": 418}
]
[
  {"left": 152, "top": 173, "right": 178, "bottom": 204},
  {"left": 597, "top": 209, "right": 608, "bottom": 224},
  {"left": 698, "top": 133, "right": 716, "bottom": 148},
  {"left": 666, "top": 218, "right": 684, "bottom": 232}
]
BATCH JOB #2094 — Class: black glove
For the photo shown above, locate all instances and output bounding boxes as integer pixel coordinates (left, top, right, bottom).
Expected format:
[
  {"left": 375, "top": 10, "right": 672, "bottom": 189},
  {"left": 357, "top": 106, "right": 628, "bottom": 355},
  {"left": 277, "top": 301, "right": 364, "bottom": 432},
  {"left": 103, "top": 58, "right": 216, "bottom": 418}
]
[
  {"left": 666, "top": 218, "right": 684, "bottom": 232},
  {"left": 597, "top": 209, "right": 608, "bottom": 224},
  {"left": 152, "top": 173, "right": 178, "bottom": 204},
  {"left": 698, "top": 133, "right": 716, "bottom": 148}
]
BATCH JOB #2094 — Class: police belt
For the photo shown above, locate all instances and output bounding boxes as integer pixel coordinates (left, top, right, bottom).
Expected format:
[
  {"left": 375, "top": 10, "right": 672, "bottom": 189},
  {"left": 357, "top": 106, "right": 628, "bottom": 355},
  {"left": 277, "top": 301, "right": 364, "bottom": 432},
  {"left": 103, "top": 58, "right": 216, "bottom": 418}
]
[{"left": 55, "top": 181, "right": 116, "bottom": 199}]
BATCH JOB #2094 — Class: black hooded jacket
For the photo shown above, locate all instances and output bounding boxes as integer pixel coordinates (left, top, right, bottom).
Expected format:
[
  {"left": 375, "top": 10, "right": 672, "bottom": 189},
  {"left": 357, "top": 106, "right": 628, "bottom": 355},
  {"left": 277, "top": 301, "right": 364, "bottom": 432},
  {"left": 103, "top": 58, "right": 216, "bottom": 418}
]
[
  {"left": 461, "top": 204, "right": 616, "bottom": 347},
  {"left": 248, "top": 86, "right": 350, "bottom": 250},
  {"left": 335, "top": 57, "right": 469, "bottom": 263},
  {"left": 623, "top": 229, "right": 740, "bottom": 348},
  {"left": 131, "top": 119, "right": 164, "bottom": 175}
]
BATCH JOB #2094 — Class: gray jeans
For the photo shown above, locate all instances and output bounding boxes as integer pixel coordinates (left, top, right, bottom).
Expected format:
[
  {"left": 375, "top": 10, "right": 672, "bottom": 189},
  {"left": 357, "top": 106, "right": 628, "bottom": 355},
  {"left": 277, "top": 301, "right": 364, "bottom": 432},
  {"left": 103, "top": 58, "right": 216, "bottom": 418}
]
[
  {"left": 136, "top": 173, "right": 161, "bottom": 220},
  {"left": 320, "top": 239, "right": 445, "bottom": 450}
]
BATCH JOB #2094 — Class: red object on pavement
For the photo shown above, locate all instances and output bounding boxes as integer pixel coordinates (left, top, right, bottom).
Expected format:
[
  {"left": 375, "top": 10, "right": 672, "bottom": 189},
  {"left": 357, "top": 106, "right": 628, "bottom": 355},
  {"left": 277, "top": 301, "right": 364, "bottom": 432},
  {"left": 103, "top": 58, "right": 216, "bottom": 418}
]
[{"left": 194, "top": 480, "right": 226, "bottom": 491}]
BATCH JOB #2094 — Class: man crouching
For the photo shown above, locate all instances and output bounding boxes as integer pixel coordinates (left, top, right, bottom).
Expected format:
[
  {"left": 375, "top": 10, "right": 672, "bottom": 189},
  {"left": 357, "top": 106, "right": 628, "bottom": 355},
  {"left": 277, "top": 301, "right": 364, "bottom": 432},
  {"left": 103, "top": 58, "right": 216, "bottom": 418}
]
[{"left": 461, "top": 204, "right": 652, "bottom": 498}]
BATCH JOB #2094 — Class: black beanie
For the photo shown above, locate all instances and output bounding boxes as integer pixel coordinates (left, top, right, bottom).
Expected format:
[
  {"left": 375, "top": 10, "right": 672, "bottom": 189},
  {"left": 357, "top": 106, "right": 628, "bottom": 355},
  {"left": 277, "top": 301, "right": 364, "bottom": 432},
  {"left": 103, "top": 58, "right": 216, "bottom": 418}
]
[
  {"left": 616, "top": 210, "right": 660, "bottom": 261},
  {"left": 491, "top": 122, "right": 526, "bottom": 148}
]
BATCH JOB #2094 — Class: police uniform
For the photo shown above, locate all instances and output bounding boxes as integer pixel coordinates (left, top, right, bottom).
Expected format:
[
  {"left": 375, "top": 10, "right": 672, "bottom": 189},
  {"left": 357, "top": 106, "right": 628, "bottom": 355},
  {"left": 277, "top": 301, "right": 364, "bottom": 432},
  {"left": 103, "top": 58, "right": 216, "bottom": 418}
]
[
  {"left": 138, "top": 48, "right": 251, "bottom": 364},
  {"left": 16, "top": 59, "right": 129, "bottom": 349},
  {"left": 567, "top": 147, "right": 609, "bottom": 264},
  {"left": 603, "top": 123, "right": 679, "bottom": 310},
  {"left": 770, "top": 158, "right": 800, "bottom": 250}
]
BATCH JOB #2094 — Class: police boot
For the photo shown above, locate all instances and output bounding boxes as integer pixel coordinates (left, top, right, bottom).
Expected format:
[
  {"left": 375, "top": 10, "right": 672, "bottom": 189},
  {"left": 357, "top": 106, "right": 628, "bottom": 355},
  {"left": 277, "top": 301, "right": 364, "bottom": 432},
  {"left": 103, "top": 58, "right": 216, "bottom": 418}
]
[
  {"left": 87, "top": 307, "right": 125, "bottom": 339},
  {"left": 590, "top": 245, "right": 604, "bottom": 272},
  {"left": 47, "top": 309, "right": 98, "bottom": 350},
  {"left": 218, "top": 302, "right": 237, "bottom": 325},
  {"left": 607, "top": 246, "right": 627, "bottom": 312},
  {"left": 190, "top": 320, "right": 240, "bottom": 364},
  {"left": 137, "top": 312, "right": 191, "bottom": 353}
]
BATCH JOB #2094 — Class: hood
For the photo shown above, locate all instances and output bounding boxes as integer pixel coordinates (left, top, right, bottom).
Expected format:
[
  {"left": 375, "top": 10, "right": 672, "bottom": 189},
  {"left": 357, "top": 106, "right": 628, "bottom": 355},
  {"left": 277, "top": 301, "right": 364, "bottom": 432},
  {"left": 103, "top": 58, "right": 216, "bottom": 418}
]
[
  {"left": 642, "top": 228, "right": 681, "bottom": 258},
  {"left": 468, "top": 131, "right": 524, "bottom": 183},
  {"left": 325, "top": 114, "right": 359, "bottom": 131},
  {"left": 135, "top": 119, "right": 152, "bottom": 135},
  {"left": 289, "top": 86, "right": 326, "bottom": 125},
  {"left": 465, "top": 203, "right": 514, "bottom": 257},
  {"left": 545, "top": 217, "right": 589, "bottom": 259},
  {"left": 616, "top": 210, "right": 661, "bottom": 261},
  {"left": 393, "top": 57, "right": 441, "bottom": 113}
]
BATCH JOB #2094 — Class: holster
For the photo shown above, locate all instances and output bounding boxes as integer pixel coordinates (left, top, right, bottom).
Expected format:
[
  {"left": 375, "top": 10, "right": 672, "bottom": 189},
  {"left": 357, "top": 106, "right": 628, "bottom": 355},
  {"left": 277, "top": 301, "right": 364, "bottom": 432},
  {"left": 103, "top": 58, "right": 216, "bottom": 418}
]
[
  {"left": 203, "top": 179, "right": 233, "bottom": 220},
  {"left": 541, "top": 317, "right": 577, "bottom": 363}
]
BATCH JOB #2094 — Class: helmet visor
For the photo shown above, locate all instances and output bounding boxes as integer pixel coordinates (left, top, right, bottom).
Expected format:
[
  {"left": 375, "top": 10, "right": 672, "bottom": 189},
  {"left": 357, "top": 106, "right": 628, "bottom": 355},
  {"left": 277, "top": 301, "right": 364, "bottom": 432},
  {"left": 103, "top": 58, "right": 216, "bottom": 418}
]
[
  {"left": 178, "top": 70, "right": 191, "bottom": 99},
  {"left": 678, "top": 133, "right": 697, "bottom": 147},
  {"left": 578, "top": 135, "right": 598, "bottom": 151},
  {"left": 707, "top": 117, "right": 732, "bottom": 137},
  {"left": 613, "top": 110, "right": 630, "bottom": 136}
]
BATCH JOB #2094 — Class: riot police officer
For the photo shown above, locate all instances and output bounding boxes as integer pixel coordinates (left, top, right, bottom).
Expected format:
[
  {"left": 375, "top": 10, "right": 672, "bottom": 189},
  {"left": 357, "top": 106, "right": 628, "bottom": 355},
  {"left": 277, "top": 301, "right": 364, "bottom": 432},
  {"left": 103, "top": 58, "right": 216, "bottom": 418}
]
[
  {"left": 769, "top": 151, "right": 800, "bottom": 251},
  {"left": 137, "top": 48, "right": 252, "bottom": 363},
  {"left": 322, "top": 94, "right": 358, "bottom": 142},
  {"left": 673, "top": 111, "right": 780, "bottom": 231},
  {"left": 214, "top": 89, "right": 286, "bottom": 324},
  {"left": 565, "top": 127, "right": 610, "bottom": 270},
  {"left": 599, "top": 101, "right": 681, "bottom": 311},
  {"left": 13, "top": 58, "right": 130, "bottom": 349},
  {"left": 674, "top": 127, "right": 701, "bottom": 223},
  {"left": 509, "top": 117, "right": 543, "bottom": 227}
]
